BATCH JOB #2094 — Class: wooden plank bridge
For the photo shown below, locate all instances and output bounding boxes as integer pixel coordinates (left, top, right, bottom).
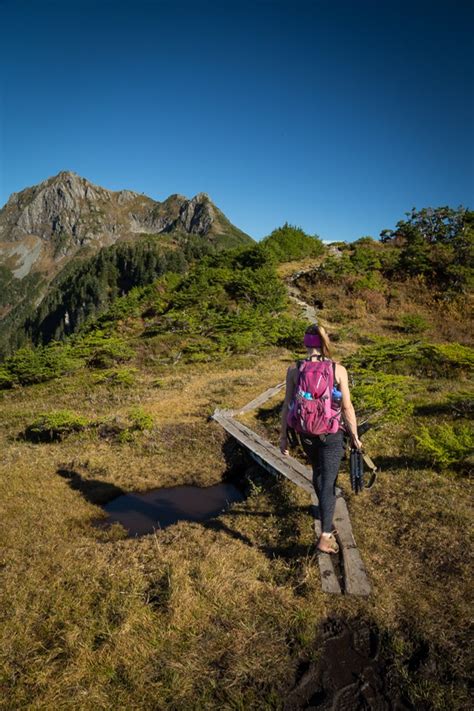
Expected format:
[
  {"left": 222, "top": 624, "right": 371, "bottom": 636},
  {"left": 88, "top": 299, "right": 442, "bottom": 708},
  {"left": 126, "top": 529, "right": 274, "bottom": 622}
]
[{"left": 212, "top": 383, "right": 371, "bottom": 596}]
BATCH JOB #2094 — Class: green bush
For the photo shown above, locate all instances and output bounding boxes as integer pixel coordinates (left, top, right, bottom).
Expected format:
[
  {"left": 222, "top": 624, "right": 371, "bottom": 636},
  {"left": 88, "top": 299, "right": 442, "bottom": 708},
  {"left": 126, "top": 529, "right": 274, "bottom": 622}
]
[
  {"left": 350, "top": 370, "right": 414, "bottom": 422},
  {"left": 0, "top": 368, "right": 15, "bottom": 389},
  {"left": 414, "top": 423, "right": 474, "bottom": 472},
  {"left": 97, "top": 408, "right": 154, "bottom": 444},
  {"left": 414, "top": 390, "right": 474, "bottom": 418},
  {"left": 24, "top": 411, "right": 89, "bottom": 442},
  {"left": 72, "top": 332, "right": 134, "bottom": 369},
  {"left": 93, "top": 367, "right": 138, "bottom": 387},
  {"left": 445, "top": 390, "right": 474, "bottom": 417},
  {"left": 261, "top": 224, "right": 324, "bottom": 263},
  {"left": 5, "top": 343, "right": 82, "bottom": 385},
  {"left": 353, "top": 270, "right": 386, "bottom": 292},
  {"left": 399, "top": 314, "right": 430, "bottom": 334},
  {"left": 128, "top": 407, "right": 154, "bottom": 432}
]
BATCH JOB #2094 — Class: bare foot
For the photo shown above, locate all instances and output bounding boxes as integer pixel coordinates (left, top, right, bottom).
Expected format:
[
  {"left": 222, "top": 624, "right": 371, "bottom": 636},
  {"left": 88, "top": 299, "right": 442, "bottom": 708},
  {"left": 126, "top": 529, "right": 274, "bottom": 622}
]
[{"left": 317, "top": 533, "right": 339, "bottom": 554}]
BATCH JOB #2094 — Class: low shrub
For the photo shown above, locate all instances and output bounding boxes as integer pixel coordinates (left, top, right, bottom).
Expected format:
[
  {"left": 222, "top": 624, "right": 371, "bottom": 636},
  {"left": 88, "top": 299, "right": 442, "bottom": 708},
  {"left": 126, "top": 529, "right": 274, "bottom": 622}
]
[
  {"left": 414, "top": 390, "right": 474, "bottom": 418},
  {"left": 97, "top": 408, "right": 154, "bottom": 444},
  {"left": 128, "top": 407, "right": 154, "bottom": 432},
  {"left": 24, "top": 411, "right": 89, "bottom": 442},
  {"left": 93, "top": 367, "right": 138, "bottom": 387},
  {"left": 349, "top": 370, "right": 414, "bottom": 422},
  {"left": 5, "top": 343, "right": 82, "bottom": 385},
  {"left": 346, "top": 340, "right": 474, "bottom": 378},
  {"left": 0, "top": 367, "right": 15, "bottom": 389},
  {"left": 399, "top": 313, "right": 430, "bottom": 334},
  {"left": 445, "top": 390, "right": 474, "bottom": 417},
  {"left": 72, "top": 332, "right": 134, "bottom": 369},
  {"left": 414, "top": 423, "right": 474, "bottom": 472}
]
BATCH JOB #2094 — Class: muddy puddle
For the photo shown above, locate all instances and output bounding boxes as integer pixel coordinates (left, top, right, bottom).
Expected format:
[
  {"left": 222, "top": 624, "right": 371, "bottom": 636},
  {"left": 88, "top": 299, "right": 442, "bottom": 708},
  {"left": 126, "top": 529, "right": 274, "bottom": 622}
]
[
  {"left": 94, "top": 482, "right": 245, "bottom": 537},
  {"left": 285, "top": 617, "right": 413, "bottom": 710}
]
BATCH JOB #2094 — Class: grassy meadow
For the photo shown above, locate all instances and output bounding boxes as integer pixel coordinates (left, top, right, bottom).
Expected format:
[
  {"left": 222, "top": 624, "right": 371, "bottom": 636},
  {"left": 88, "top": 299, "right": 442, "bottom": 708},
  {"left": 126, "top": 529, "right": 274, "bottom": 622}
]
[{"left": 1, "top": 230, "right": 473, "bottom": 709}]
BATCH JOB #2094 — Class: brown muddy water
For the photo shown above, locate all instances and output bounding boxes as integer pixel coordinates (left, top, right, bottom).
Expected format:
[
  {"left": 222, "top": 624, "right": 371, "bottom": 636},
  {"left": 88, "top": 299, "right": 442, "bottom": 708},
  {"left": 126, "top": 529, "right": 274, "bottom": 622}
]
[{"left": 95, "top": 483, "right": 246, "bottom": 537}]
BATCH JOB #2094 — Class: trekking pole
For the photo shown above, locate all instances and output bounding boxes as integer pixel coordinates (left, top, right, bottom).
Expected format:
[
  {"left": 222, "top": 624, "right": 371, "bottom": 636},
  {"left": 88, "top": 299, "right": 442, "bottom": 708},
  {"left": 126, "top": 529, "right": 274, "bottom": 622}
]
[
  {"left": 350, "top": 448, "right": 364, "bottom": 493},
  {"left": 350, "top": 448, "right": 377, "bottom": 493}
]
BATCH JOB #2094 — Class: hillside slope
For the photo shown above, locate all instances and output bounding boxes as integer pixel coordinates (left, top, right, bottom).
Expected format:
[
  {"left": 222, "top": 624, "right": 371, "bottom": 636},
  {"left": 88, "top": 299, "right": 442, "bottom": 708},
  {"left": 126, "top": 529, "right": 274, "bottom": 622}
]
[{"left": 0, "top": 171, "right": 252, "bottom": 353}]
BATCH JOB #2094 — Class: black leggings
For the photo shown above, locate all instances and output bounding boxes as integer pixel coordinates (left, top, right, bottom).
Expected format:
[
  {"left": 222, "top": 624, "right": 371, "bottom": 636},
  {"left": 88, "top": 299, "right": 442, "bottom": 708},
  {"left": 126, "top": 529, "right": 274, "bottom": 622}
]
[{"left": 300, "top": 430, "right": 344, "bottom": 533}]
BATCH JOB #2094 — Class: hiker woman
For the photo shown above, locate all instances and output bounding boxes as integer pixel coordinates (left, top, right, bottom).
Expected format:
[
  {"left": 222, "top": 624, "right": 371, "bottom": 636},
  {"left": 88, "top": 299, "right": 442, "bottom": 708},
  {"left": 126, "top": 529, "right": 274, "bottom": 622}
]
[{"left": 279, "top": 324, "right": 362, "bottom": 554}]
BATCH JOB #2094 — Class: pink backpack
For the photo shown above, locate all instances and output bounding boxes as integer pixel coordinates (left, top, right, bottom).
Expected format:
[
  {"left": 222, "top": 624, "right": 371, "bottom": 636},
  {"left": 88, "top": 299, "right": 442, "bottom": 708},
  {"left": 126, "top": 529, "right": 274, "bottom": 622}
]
[{"left": 287, "top": 359, "right": 342, "bottom": 436}]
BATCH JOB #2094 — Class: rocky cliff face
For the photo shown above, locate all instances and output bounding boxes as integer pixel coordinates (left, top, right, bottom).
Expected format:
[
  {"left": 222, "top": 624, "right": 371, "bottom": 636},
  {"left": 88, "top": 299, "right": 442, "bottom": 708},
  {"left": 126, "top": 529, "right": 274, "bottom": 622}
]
[
  {"left": 0, "top": 171, "right": 252, "bottom": 353},
  {"left": 0, "top": 171, "right": 246, "bottom": 278}
]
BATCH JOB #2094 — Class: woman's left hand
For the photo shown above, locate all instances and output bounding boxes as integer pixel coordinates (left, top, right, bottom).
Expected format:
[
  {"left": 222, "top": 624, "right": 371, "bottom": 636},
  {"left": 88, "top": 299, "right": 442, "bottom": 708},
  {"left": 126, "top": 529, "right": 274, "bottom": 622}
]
[{"left": 352, "top": 435, "right": 363, "bottom": 450}]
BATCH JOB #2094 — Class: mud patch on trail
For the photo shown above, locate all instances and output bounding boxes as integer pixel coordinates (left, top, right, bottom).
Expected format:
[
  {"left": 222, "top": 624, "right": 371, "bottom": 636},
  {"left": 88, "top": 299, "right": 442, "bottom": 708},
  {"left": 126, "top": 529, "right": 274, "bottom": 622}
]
[{"left": 285, "top": 617, "right": 413, "bottom": 710}]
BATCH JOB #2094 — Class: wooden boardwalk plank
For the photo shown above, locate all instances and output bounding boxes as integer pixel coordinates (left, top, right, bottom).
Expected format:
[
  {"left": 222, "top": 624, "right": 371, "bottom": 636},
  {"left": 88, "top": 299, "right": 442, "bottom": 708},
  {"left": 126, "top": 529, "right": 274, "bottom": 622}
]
[
  {"left": 333, "top": 494, "right": 371, "bottom": 596},
  {"left": 213, "top": 410, "right": 313, "bottom": 494},
  {"left": 311, "top": 493, "right": 342, "bottom": 594},
  {"left": 231, "top": 382, "right": 285, "bottom": 415}
]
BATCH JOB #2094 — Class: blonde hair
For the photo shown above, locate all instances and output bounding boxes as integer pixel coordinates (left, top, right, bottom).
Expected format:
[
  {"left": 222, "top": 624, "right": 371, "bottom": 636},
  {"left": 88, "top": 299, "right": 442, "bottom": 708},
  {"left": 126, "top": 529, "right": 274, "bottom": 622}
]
[{"left": 305, "top": 323, "right": 331, "bottom": 359}]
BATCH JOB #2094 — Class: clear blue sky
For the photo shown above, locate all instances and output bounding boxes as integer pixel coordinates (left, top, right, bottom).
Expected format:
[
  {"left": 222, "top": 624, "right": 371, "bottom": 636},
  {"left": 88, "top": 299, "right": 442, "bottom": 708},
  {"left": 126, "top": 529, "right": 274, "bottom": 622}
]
[{"left": 0, "top": 0, "right": 472, "bottom": 241}]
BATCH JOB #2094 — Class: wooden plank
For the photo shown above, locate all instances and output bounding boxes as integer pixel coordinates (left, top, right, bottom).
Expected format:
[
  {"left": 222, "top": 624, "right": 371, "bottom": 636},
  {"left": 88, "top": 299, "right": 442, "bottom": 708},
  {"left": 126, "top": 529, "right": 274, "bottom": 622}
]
[
  {"left": 333, "top": 493, "right": 371, "bottom": 596},
  {"left": 311, "top": 493, "right": 342, "bottom": 594},
  {"left": 231, "top": 382, "right": 285, "bottom": 415},
  {"left": 213, "top": 410, "right": 313, "bottom": 494},
  {"left": 216, "top": 412, "right": 313, "bottom": 484}
]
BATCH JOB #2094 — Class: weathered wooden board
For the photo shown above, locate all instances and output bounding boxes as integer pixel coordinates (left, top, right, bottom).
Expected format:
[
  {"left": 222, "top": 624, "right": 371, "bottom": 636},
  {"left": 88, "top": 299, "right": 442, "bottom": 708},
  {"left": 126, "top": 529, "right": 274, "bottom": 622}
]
[
  {"left": 213, "top": 410, "right": 313, "bottom": 494},
  {"left": 311, "top": 493, "right": 342, "bottom": 594},
  {"left": 230, "top": 382, "right": 286, "bottom": 415},
  {"left": 333, "top": 493, "right": 371, "bottom": 596}
]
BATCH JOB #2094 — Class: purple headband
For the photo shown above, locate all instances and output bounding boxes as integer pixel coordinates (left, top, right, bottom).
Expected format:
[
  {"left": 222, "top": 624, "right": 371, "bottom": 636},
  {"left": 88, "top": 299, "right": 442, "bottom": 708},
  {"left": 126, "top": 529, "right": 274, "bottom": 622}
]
[{"left": 304, "top": 333, "right": 322, "bottom": 348}]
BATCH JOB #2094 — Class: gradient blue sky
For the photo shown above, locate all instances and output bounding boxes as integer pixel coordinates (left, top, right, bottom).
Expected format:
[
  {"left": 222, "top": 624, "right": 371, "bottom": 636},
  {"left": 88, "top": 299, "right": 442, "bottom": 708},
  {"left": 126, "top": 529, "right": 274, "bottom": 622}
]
[{"left": 0, "top": 0, "right": 472, "bottom": 241}]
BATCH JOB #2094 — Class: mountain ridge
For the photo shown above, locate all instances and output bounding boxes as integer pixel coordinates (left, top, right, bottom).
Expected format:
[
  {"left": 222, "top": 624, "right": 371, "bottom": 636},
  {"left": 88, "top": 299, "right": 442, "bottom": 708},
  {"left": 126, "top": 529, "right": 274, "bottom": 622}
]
[
  {"left": 0, "top": 171, "right": 253, "bottom": 354},
  {"left": 0, "top": 170, "right": 250, "bottom": 270}
]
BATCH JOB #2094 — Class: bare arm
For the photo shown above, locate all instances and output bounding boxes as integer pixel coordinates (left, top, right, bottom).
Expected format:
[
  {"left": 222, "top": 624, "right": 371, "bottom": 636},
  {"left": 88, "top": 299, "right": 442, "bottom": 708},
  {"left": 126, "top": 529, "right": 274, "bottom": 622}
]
[
  {"left": 336, "top": 363, "right": 362, "bottom": 449},
  {"left": 279, "top": 365, "right": 298, "bottom": 454}
]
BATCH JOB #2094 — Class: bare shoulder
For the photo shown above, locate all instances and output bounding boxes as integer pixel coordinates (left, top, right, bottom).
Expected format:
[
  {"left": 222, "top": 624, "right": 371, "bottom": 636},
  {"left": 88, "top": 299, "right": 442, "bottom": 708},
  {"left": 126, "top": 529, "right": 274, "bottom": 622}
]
[{"left": 334, "top": 362, "right": 348, "bottom": 383}]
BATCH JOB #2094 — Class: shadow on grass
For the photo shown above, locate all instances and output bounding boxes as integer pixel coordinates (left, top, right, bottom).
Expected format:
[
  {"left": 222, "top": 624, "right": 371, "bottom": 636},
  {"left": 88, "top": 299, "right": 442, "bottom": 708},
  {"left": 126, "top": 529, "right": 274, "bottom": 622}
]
[
  {"left": 414, "top": 402, "right": 472, "bottom": 417},
  {"left": 57, "top": 468, "right": 125, "bottom": 505},
  {"left": 373, "top": 454, "right": 431, "bottom": 472},
  {"left": 254, "top": 402, "right": 281, "bottom": 423}
]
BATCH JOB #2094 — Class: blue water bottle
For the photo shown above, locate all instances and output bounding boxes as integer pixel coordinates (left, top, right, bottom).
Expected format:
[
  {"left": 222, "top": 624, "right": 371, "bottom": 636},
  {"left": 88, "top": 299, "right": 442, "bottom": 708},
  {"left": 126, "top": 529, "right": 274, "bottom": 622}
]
[{"left": 331, "top": 386, "right": 342, "bottom": 409}]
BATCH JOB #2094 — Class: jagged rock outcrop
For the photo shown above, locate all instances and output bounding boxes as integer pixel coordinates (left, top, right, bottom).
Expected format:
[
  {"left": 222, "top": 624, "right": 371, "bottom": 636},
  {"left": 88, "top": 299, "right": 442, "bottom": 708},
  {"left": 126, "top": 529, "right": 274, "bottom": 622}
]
[{"left": 0, "top": 171, "right": 245, "bottom": 274}]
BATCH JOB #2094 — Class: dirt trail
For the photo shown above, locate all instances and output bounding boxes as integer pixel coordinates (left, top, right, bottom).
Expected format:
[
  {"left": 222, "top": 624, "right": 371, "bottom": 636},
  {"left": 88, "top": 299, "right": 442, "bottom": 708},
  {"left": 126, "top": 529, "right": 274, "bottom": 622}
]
[{"left": 285, "top": 267, "right": 356, "bottom": 359}]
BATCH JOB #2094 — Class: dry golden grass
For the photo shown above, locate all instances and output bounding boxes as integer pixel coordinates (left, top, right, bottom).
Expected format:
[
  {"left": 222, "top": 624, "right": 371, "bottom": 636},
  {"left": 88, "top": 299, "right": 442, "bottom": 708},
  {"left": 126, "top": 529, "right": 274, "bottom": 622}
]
[{"left": 0, "top": 274, "right": 472, "bottom": 709}]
